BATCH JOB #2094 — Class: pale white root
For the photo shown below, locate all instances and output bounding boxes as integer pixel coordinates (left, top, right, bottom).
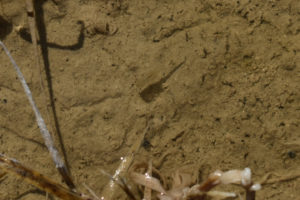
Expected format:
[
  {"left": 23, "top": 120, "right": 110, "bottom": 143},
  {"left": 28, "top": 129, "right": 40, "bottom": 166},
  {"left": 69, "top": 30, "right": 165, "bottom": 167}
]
[{"left": 131, "top": 166, "right": 261, "bottom": 200}]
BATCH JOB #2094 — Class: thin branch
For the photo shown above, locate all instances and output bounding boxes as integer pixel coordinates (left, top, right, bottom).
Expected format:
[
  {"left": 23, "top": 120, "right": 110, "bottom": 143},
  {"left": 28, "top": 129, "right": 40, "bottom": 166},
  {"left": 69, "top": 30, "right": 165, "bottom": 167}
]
[{"left": 0, "top": 40, "right": 68, "bottom": 183}]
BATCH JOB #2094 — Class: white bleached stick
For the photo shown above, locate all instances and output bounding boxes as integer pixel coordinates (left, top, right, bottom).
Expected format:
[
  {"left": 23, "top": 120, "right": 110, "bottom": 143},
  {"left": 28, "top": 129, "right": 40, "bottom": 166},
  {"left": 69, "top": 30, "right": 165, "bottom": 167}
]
[{"left": 0, "top": 41, "right": 65, "bottom": 169}]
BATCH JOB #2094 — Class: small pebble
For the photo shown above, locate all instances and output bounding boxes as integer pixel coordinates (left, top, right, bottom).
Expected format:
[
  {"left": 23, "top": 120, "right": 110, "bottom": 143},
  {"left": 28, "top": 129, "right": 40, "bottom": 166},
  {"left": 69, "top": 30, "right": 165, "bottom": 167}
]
[{"left": 288, "top": 151, "right": 296, "bottom": 159}]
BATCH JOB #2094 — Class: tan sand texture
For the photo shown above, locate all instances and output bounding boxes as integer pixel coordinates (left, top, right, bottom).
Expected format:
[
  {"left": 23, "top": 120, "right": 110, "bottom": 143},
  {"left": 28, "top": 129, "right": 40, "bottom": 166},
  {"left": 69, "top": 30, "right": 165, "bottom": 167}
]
[{"left": 0, "top": 0, "right": 299, "bottom": 199}]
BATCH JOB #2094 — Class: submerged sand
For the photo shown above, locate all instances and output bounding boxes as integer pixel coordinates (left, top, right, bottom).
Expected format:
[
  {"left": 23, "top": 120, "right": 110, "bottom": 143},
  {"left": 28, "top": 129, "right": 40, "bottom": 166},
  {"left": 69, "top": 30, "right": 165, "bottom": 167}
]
[{"left": 0, "top": 0, "right": 299, "bottom": 199}]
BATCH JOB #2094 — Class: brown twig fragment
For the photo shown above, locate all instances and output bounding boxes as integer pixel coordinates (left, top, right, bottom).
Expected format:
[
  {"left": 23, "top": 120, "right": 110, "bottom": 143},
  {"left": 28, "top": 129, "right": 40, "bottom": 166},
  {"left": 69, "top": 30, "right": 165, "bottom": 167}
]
[{"left": 0, "top": 154, "right": 87, "bottom": 200}]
